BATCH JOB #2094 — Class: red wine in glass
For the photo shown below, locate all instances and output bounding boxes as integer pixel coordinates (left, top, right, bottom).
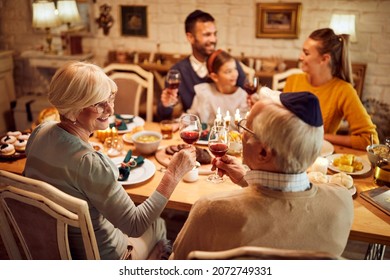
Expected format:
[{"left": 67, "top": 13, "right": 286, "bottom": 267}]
[
  {"left": 180, "top": 131, "right": 200, "bottom": 145},
  {"left": 167, "top": 80, "right": 180, "bottom": 90},
  {"left": 209, "top": 143, "right": 228, "bottom": 157},
  {"left": 244, "top": 77, "right": 259, "bottom": 95}
]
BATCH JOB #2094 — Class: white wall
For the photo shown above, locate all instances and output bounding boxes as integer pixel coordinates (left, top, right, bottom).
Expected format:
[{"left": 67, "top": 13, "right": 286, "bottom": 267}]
[{"left": 1, "top": 0, "right": 389, "bottom": 104}]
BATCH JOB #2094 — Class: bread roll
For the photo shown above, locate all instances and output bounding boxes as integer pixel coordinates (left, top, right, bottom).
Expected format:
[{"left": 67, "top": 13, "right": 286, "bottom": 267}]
[
  {"left": 329, "top": 172, "right": 354, "bottom": 189},
  {"left": 307, "top": 172, "right": 328, "bottom": 184}
]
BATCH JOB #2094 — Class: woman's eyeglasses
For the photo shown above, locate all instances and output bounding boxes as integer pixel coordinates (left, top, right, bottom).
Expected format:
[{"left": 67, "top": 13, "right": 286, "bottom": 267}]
[
  {"left": 237, "top": 119, "right": 256, "bottom": 137},
  {"left": 90, "top": 93, "right": 116, "bottom": 114}
]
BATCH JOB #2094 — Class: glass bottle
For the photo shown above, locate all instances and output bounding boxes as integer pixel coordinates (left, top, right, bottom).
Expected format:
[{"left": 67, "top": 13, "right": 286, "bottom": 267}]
[{"left": 374, "top": 137, "right": 390, "bottom": 186}]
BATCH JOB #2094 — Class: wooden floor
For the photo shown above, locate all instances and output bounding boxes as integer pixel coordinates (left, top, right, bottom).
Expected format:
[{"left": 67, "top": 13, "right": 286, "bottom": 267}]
[{"left": 1, "top": 209, "right": 389, "bottom": 260}]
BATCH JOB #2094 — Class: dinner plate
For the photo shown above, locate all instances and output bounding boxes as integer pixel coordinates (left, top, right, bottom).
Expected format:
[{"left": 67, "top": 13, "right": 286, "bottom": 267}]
[
  {"left": 326, "top": 154, "right": 371, "bottom": 175},
  {"left": 111, "top": 156, "right": 156, "bottom": 185},
  {"left": 116, "top": 115, "right": 145, "bottom": 134},
  {"left": 122, "top": 133, "right": 133, "bottom": 144},
  {"left": 320, "top": 140, "right": 334, "bottom": 157}
]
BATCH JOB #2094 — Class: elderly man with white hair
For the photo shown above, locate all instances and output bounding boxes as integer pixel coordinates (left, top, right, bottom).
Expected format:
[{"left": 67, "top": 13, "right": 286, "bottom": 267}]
[{"left": 170, "top": 91, "right": 354, "bottom": 260}]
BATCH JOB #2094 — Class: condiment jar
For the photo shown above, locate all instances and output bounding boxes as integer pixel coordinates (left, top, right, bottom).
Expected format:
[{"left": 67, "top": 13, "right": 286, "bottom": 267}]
[
  {"left": 374, "top": 137, "right": 390, "bottom": 186},
  {"left": 183, "top": 162, "right": 200, "bottom": 183}
]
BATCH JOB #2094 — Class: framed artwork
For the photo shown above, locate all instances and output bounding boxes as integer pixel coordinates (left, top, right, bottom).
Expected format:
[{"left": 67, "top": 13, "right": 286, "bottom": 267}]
[
  {"left": 256, "top": 3, "right": 302, "bottom": 39},
  {"left": 121, "top": 5, "right": 148, "bottom": 37}
]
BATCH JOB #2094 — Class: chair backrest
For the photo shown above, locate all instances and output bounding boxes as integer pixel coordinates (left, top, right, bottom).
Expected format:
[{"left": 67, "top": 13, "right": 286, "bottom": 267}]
[
  {"left": 0, "top": 170, "right": 100, "bottom": 260},
  {"left": 272, "top": 68, "right": 303, "bottom": 91},
  {"left": 239, "top": 61, "right": 256, "bottom": 82},
  {"left": 187, "top": 246, "right": 341, "bottom": 260},
  {"left": 104, "top": 63, "right": 154, "bottom": 122}
]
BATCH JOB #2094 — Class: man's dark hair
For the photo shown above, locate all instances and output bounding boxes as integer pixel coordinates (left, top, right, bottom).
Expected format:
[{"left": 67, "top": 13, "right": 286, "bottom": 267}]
[{"left": 185, "top": 10, "right": 215, "bottom": 34}]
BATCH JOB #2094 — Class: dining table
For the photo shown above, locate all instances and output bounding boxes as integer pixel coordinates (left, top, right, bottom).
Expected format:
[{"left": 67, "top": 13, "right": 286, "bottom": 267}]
[{"left": 1, "top": 121, "right": 389, "bottom": 259}]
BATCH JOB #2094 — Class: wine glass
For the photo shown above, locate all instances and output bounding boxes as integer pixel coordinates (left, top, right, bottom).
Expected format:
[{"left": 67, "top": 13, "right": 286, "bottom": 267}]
[
  {"left": 166, "top": 69, "right": 181, "bottom": 90},
  {"left": 243, "top": 76, "right": 260, "bottom": 95},
  {"left": 179, "top": 114, "right": 202, "bottom": 146},
  {"left": 165, "top": 69, "right": 181, "bottom": 106},
  {"left": 207, "top": 125, "right": 230, "bottom": 183}
]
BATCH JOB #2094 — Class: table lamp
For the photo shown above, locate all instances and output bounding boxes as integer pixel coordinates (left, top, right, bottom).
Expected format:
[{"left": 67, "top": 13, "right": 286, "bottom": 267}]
[
  {"left": 32, "top": 0, "right": 60, "bottom": 53},
  {"left": 57, "top": 0, "right": 81, "bottom": 29}
]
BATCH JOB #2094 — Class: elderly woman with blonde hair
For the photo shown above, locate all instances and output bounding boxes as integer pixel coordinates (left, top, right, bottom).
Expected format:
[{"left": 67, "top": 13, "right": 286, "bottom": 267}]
[{"left": 24, "top": 61, "right": 196, "bottom": 260}]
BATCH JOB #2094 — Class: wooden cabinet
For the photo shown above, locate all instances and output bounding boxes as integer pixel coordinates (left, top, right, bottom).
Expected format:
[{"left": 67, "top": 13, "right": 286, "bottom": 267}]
[{"left": 0, "top": 51, "right": 16, "bottom": 133}]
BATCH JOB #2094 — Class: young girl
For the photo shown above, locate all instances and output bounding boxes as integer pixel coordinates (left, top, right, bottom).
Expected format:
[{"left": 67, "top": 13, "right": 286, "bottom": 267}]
[{"left": 187, "top": 49, "right": 248, "bottom": 127}]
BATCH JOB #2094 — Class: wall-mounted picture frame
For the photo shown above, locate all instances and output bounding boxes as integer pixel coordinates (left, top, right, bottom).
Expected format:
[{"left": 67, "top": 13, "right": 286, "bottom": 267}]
[
  {"left": 256, "top": 3, "right": 302, "bottom": 39},
  {"left": 121, "top": 5, "right": 148, "bottom": 37}
]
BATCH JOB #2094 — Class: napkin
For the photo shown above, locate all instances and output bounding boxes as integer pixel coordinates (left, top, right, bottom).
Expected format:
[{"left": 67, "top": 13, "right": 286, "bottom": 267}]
[
  {"left": 118, "top": 150, "right": 145, "bottom": 181},
  {"left": 110, "top": 121, "right": 127, "bottom": 131},
  {"left": 115, "top": 114, "right": 135, "bottom": 123}
]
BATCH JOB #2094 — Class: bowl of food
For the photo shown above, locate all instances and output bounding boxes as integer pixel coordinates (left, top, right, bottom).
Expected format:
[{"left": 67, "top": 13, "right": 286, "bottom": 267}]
[
  {"left": 131, "top": 130, "right": 162, "bottom": 155},
  {"left": 366, "top": 144, "right": 389, "bottom": 166}
]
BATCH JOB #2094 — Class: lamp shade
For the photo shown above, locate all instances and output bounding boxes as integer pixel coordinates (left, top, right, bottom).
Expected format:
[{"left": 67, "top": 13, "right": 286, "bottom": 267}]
[
  {"left": 57, "top": 0, "right": 81, "bottom": 24},
  {"left": 32, "top": 1, "right": 59, "bottom": 29},
  {"left": 330, "top": 14, "right": 357, "bottom": 42}
]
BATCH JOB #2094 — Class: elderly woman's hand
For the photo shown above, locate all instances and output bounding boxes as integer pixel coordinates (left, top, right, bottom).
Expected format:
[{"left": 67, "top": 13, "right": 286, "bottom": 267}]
[
  {"left": 166, "top": 146, "right": 197, "bottom": 179},
  {"left": 212, "top": 155, "right": 247, "bottom": 184},
  {"left": 157, "top": 145, "right": 197, "bottom": 198}
]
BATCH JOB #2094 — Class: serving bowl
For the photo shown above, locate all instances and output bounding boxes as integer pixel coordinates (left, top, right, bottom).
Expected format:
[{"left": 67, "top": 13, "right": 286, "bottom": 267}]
[
  {"left": 366, "top": 144, "right": 389, "bottom": 166},
  {"left": 131, "top": 130, "right": 162, "bottom": 155}
]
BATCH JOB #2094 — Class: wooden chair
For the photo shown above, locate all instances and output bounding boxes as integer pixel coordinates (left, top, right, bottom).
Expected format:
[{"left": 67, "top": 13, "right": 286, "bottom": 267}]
[
  {"left": 0, "top": 170, "right": 100, "bottom": 260},
  {"left": 104, "top": 63, "right": 154, "bottom": 122},
  {"left": 187, "top": 246, "right": 341, "bottom": 260},
  {"left": 272, "top": 68, "right": 303, "bottom": 91}
]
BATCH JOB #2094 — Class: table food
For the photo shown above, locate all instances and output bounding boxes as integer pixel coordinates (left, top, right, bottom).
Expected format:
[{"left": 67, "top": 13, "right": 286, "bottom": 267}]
[
  {"left": 329, "top": 172, "right": 354, "bottom": 189},
  {"left": 307, "top": 171, "right": 328, "bottom": 184},
  {"left": 14, "top": 139, "right": 27, "bottom": 153},
  {"left": 1, "top": 135, "right": 16, "bottom": 145},
  {"left": 165, "top": 144, "right": 211, "bottom": 165},
  {"left": 0, "top": 143, "right": 16, "bottom": 156},
  {"left": 135, "top": 134, "right": 160, "bottom": 143},
  {"left": 332, "top": 154, "right": 363, "bottom": 173},
  {"left": 131, "top": 131, "right": 162, "bottom": 155},
  {"left": 228, "top": 131, "right": 242, "bottom": 155}
]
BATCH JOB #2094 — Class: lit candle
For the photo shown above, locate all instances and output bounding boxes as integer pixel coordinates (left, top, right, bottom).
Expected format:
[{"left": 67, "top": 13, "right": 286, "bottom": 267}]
[
  {"left": 111, "top": 126, "right": 117, "bottom": 137},
  {"left": 234, "top": 109, "right": 241, "bottom": 126},
  {"left": 224, "top": 111, "right": 231, "bottom": 128}
]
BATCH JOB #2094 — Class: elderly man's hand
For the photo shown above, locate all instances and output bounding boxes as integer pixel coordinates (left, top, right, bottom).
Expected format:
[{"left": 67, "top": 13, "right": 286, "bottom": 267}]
[{"left": 212, "top": 155, "right": 246, "bottom": 184}]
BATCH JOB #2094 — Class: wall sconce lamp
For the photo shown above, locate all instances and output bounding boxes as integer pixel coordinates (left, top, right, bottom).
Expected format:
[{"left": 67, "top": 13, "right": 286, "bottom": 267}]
[
  {"left": 57, "top": 0, "right": 81, "bottom": 29},
  {"left": 330, "top": 14, "right": 357, "bottom": 43},
  {"left": 32, "top": 0, "right": 60, "bottom": 53}
]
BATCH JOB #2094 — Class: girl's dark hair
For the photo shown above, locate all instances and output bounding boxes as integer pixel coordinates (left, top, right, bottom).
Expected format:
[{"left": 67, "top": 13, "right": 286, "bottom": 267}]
[
  {"left": 309, "top": 28, "right": 353, "bottom": 84},
  {"left": 207, "top": 49, "right": 233, "bottom": 74}
]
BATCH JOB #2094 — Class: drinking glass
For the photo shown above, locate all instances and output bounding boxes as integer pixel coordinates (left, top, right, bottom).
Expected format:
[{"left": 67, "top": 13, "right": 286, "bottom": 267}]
[
  {"left": 243, "top": 76, "right": 260, "bottom": 95},
  {"left": 207, "top": 125, "right": 230, "bottom": 183},
  {"left": 165, "top": 69, "right": 181, "bottom": 106},
  {"left": 166, "top": 69, "right": 181, "bottom": 90},
  {"left": 179, "top": 114, "right": 201, "bottom": 146}
]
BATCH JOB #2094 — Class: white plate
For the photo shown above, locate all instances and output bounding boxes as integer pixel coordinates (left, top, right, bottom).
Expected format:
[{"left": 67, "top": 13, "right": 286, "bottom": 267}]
[
  {"left": 122, "top": 133, "right": 133, "bottom": 144},
  {"left": 111, "top": 156, "right": 156, "bottom": 185},
  {"left": 326, "top": 154, "right": 371, "bottom": 176},
  {"left": 116, "top": 115, "right": 145, "bottom": 134},
  {"left": 321, "top": 140, "right": 334, "bottom": 157}
]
